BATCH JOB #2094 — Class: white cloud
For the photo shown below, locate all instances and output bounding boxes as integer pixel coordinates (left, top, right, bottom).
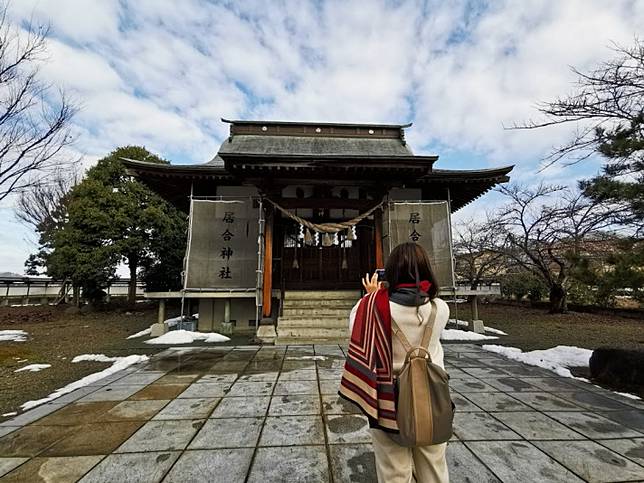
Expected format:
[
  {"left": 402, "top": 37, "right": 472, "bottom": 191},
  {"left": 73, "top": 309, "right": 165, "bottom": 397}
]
[{"left": 1, "top": 0, "right": 642, "bottom": 273}]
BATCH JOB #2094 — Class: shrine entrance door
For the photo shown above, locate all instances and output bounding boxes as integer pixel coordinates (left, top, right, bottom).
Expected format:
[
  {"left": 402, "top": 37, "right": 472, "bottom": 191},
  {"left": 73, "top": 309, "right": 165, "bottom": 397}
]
[{"left": 275, "top": 215, "right": 375, "bottom": 291}]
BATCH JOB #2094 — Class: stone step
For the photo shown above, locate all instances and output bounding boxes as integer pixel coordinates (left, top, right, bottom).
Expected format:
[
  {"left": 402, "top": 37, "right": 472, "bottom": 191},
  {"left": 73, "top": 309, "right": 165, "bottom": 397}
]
[
  {"left": 277, "top": 327, "right": 350, "bottom": 339},
  {"left": 275, "top": 337, "right": 348, "bottom": 346},
  {"left": 281, "top": 307, "right": 353, "bottom": 317},
  {"left": 281, "top": 299, "right": 358, "bottom": 309},
  {"left": 278, "top": 317, "right": 349, "bottom": 329},
  {"left": 283, "top": 290, "right": 361, "bottom": 301}
]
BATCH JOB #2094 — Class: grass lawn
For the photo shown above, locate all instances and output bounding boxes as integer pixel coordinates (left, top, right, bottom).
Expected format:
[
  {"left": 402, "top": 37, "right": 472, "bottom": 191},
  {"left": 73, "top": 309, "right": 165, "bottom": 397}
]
[
  {"left": 447, "top": 301, "right": 644, "bottom": 352},
  {"left": 0, "top": 303, "right": 169, "bottom": 419}
]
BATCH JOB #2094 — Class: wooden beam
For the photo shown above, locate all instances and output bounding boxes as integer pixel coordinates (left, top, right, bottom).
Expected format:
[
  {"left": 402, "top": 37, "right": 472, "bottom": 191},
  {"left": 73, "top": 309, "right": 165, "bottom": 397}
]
[
  {"left": 374, "top": 208, "right": 384, "bottom": 269},
  {"left": 274, "top": 198, "right": 380, "bottom": 210},
  {"left": 262, "top": 204, "right": 274, "bottom": 319}
]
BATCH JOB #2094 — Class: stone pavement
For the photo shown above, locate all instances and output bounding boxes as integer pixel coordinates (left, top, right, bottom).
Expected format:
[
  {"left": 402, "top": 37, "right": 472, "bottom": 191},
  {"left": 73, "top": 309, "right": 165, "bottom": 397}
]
[{"left": 0, "top": 343, "right": 643, "bottom": 482}]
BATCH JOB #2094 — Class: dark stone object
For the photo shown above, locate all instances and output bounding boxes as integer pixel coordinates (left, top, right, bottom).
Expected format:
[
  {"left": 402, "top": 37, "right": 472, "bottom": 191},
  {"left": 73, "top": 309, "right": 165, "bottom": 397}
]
[{"left": 589, "top": 347, "right": 644, "bottom": 394}]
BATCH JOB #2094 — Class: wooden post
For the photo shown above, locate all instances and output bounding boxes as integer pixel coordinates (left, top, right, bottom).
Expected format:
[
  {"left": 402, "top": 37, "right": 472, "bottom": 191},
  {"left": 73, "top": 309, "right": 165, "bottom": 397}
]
[
  {"left": 374, "top": 208, "right": 384, "bottom": 269},
  {"left": 262, "top": 204, "right": 274, "bottom": 319}
]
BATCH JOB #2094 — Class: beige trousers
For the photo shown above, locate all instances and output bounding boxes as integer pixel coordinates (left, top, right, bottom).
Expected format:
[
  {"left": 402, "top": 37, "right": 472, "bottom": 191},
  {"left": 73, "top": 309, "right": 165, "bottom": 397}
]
[{"left": 370, "top": 428, "right": 449, "bottom": 483}]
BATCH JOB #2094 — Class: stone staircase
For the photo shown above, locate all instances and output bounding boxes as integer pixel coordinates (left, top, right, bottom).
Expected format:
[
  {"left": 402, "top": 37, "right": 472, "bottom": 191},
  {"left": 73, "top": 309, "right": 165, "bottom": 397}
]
[{"left": 275, "top": 290, "right": 361, "bottom": 345}]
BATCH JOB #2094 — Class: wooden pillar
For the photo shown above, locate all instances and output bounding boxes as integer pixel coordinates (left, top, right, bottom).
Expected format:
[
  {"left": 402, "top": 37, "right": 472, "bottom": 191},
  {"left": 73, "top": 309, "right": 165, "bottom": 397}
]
[
  {"left": 374, "top": 208, "right": 384, "bottom": 269},
  {"left": 262, "top": 204, "right": 274, "bottom": 319}
]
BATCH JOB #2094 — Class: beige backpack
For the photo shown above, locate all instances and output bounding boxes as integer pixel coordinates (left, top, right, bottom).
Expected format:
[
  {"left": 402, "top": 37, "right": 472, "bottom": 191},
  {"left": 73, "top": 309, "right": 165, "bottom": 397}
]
[{"left": 388, "top": 299, "right": 455, "bottom": 447}]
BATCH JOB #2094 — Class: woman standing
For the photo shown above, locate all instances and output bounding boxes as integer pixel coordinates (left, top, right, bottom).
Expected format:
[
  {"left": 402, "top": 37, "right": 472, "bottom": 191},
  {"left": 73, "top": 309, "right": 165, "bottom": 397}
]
[{"left": 346, "top": 242, "right": 451, "bottom": 483}]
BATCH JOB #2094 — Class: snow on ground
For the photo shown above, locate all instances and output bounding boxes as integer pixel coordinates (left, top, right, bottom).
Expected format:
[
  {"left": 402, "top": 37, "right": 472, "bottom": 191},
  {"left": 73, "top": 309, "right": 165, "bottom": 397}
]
[
  {"left": 482, "top": 344, "right": 592, "bottom": 378},
  {"left": 20, "top": 354, "right": 149, "bottom": 411},
  {"left": 126, "top": 328, "right": 151, "bottom": 339},
  {"left": 441, "top": 329, "right": 499, "bottom": 341},
  {"left": 14, "top": 364, "right": 51, "bottom": 373},
  {"left": 449, "top": 318, "right": 508, "bottom": 336},
  {"left": 2, "top": 412, "right": 17, "bottom": 417},
  {"left": 0, "top": 330, "right": 29, "bottom": 342},
  {"left": 145, "top": 329, "right": 230, "bottom": 345}
]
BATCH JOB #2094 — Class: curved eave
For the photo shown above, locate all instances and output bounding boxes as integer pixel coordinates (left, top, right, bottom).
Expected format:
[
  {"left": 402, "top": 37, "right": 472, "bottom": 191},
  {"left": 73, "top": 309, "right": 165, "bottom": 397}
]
[
  {"left": 121, "top": 157, "right": 232, "bottom": 180},
  {"left": 221, "top": 118, "right": 413, "bottom": 129},
  {"left": 419, "top": 165, "right": 514, "bottom": 212}
]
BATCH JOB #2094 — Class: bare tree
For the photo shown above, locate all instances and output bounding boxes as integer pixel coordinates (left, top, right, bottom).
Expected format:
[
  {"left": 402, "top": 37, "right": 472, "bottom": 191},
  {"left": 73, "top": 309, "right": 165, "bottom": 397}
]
[
  {"left": 453, "top": 216, "right": 506, "bottom": 289},
  {"left": 492, "top": 182, "right": 624, "bottom": 313},
  {"left": 16, "top": 166, "right": 79, "bottom": 234},
  {"left": 0, "top": 4, "right": 76, "bottom": 202},
  {"left": 513, "top": 40, "right": 644, "bottom": 169}
]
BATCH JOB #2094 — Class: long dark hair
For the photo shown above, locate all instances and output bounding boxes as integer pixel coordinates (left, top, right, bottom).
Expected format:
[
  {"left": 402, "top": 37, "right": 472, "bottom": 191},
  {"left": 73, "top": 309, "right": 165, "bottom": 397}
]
[{"left": 384, "top": 242, "right": 440, "bottom": 301}]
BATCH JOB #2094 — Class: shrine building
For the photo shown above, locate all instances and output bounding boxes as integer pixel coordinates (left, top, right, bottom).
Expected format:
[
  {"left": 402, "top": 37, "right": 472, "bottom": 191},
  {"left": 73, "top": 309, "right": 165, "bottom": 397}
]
[{"left": 123, "top": 119, "right": 513, "bottom": 344}]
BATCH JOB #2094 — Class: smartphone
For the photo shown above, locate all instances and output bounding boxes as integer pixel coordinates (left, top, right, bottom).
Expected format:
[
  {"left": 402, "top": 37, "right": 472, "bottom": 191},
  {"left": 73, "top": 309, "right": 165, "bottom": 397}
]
[{"left": 375, "top": 269, "right": 386, "bottom": 282}]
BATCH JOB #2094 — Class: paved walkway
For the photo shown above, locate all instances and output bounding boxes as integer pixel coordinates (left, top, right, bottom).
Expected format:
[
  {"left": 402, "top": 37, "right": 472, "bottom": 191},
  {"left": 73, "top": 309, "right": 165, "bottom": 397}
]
[{"left": 0, "top": 343, "right": 643, "bottom": 482}]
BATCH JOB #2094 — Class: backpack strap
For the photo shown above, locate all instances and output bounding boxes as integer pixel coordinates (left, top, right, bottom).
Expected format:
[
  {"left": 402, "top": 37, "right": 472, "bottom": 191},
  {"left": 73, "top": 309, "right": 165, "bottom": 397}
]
[
  {"left": 420, "top": 300, "right": 438, "bottom": 349},
  {"left": 390, "top": 317, "right": 413, "bottom": 353},
  {"left": 391, "top": 299, "right": 438, "bottom": 352}
]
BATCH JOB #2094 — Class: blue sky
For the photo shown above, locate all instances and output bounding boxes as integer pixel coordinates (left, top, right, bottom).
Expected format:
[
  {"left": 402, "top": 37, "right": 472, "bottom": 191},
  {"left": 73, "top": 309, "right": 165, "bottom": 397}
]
[{"left": 1, "top": 0, "right": 642, "bottom": 274}]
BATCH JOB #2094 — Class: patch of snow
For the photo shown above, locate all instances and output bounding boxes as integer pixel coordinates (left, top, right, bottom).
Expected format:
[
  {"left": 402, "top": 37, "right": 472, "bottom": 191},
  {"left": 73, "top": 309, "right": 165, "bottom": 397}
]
[
  {"left": 482, "top": 344, "right": 592, "bottom": 378},
  {"left": 2, "top": 412, "right": 17, "bottom": 417},
  {"left": 20, "top": 353, "right": 149, "bottom": 411},
  {"left": 613, "top": 390, "right": 642, "bottom": 401},
  {"left": 484, "top": 327, "right": 508, "bottom": 336},
  {"left": 145, "top": 329, "right": 230, "bottom": 345},
  {"left": 0, "top": 330, "right": 28, "bottom": 342},
  {"left": 448, "top": 318, "right": 508, "bottom": 336},
  {"left": 14, "top": 364, "right": 51, "bottom": 373},
  {"left": 163, "top": 313, "right": 199, "bottom": 328},
  {"left": 126, "top": 328, "right": 151, "bottom": 339},
  {"left": 440, "top": 329, "right": 498, "bottom": 341}
]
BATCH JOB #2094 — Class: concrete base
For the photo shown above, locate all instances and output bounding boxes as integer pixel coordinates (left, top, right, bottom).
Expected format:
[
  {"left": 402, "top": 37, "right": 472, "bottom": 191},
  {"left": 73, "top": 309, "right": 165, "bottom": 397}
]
[
  {"left": 150, "top": 322, "right": 168, "bottom": 337},
  {"left": 256, "top": 324, "right": 277, "bottom": 344},
  {"left": 220, "top": 322, "right": 234, "bottom": 336},
  {"left": 469, "top": 319, "right": 485, "bottom": 334}
]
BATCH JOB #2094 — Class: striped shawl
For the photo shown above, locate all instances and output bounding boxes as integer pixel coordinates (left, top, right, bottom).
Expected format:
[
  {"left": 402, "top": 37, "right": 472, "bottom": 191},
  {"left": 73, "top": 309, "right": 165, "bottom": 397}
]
[{"left": 338, "top": 288, "right": 398, "bottom": 431}]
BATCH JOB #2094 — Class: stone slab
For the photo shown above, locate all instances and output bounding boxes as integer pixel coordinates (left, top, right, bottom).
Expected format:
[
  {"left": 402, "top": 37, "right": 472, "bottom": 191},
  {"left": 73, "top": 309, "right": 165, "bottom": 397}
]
[
  {"left": 465, "top": 440, "right": 584, "bottom": 482},
  {"left": 0, "top": 404, "right": 64, "bottom": 427},
  {"left": 545, "top": 411, "right": 643, "bottom": 439},
  {"left": 42, "top": 422, "right": 144, "bottom": 456},
  {"left": 152, "top": 398, "right": 220, "bottom": 420},
  {"left": 325, "top": 414, "right": 371, "bottom": 444},
  {"left": 210, "top": 396, "right": 270, "bottom": 418},
  {"left": 177, "top": 382, "right": 232, "bottom": 398},
  {"left": 491, "top": 411, "right": 586, "bottom": 440},
  {"left": 597, "top": 438, "right": 644, "bottom": 466},
  {"left": 462, "top": 392, "right": 532, "bottom": 412},
  {"left": 164, "top": 448, "right": 254, "bottom": 483},
  {"left": 329, "top": 444, "right": 377, "bottom": 483},
  {"left": 98, "top": 400, "right": 169, "bottom": 422},
  {"left": 509, "top": 392, "right": 584, "bottom": 411},
  {"left": 534, "top": 440, "right": 644, "bottom": 483},
  {"left": 259, "top": 416, "right": 325, "bottom": 446},
  {"left": 79, "top": 385, "right": 146, "bottom": 402},
  {"left": 446, "top": 442, "right": 500, "bottom": 482},
  {"left": 247, "top": 445, "right": 329, "bottom": 483},
  {"left": 268, "top": 395, "right": 321, "bottom": 416},
  {"left": 226, "top": 381, "right": 275, "bottom": 397},
  {"left": 189, "top": 417, "right": 263, "bottom": 449},
  {"left": 116, "top": 419, "right": 203, "bottom": 453},
  {"left": 321, "top": 395, "right": 361, "bottom": 415},
  {"left": 273, "top": 379, "right": 319, "bottom": 395},
  {"left": 78, "top": 451, "right": 180, "bottom": 483},
  {"left": 453, "top": 412, "right": 522, "bottom": 441},
  {"left": 0, "top": 455, "right": 103, "bottom": 482},
  {"left": 33, "top": 402, "right": 119, "bottom": 426},
  {"left": 0, "top": 458, "right": 28, "bottom": 478},
  {"left": 0, "top": 425, "right": 72, "bottom": 457},
  {"left": 130, "top": 384, "right": 189, "bottom": 400}
]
